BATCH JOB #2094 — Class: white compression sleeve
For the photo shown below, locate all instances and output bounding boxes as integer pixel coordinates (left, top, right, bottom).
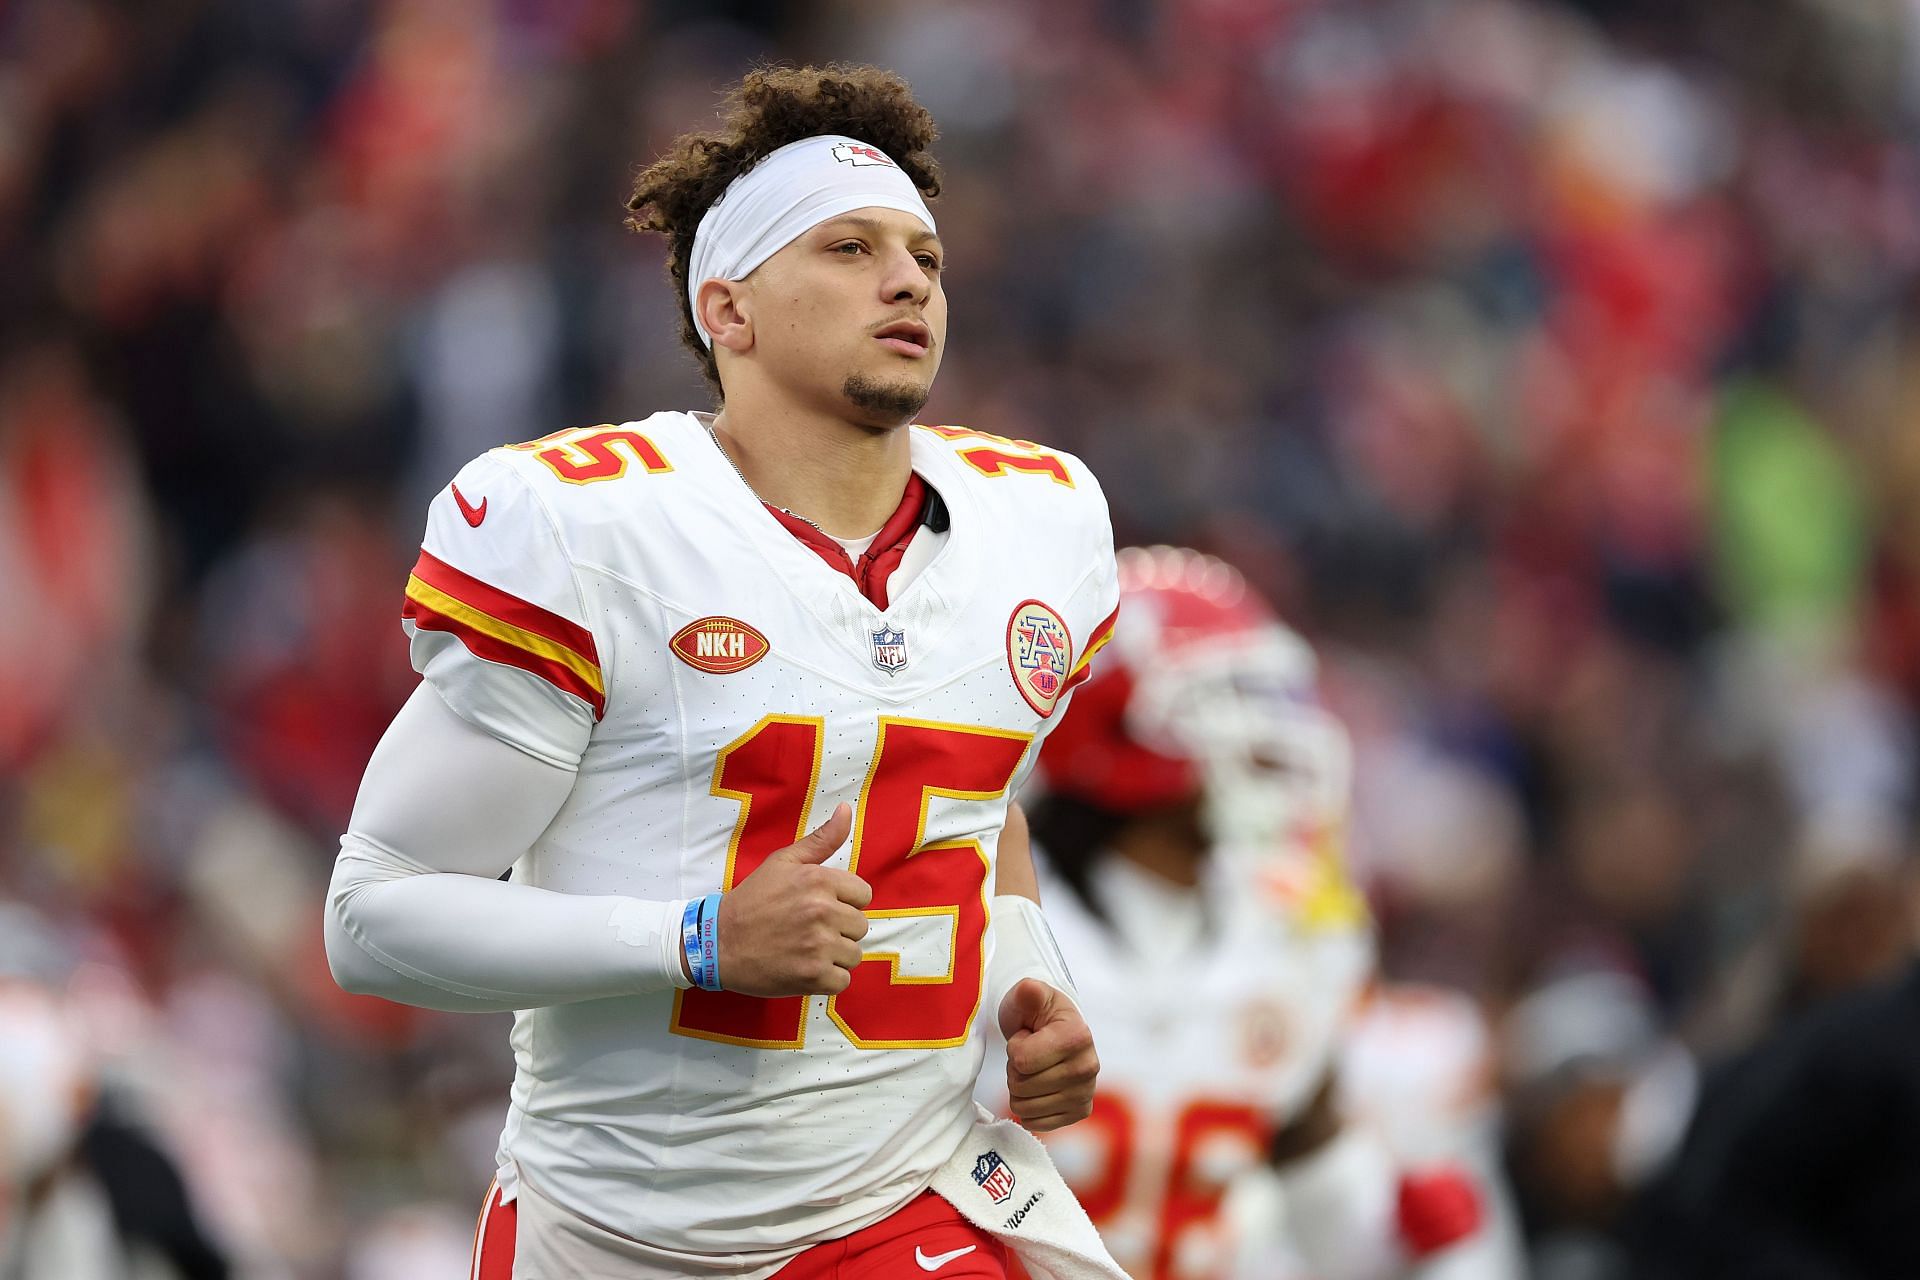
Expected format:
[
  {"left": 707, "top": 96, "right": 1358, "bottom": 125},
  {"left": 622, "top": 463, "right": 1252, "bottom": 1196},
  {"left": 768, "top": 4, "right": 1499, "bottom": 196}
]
[
  {"left": 987, "top": 895, "right": 1079, "bottom": 1009},
  {"left": 324, "top": 683, "right": 691, "bottom": 1011}
]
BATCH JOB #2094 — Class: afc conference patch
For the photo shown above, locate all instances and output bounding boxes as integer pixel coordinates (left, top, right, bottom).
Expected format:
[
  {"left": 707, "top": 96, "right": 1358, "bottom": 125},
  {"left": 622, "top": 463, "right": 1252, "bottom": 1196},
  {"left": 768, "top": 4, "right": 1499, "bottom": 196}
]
[
  {"left": 1007, "top": 600, "right": 1074, "bottom": 717},
  {"left": 973, "top": 1150, "right": 1017, "bottom": 1205}
]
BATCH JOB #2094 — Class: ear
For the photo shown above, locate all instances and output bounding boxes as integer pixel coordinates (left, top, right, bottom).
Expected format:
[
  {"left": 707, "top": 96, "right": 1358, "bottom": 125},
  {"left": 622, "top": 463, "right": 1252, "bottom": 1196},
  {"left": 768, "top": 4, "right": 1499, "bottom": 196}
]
[{"left": 696, "top": 278, "right": 752, "bottom": 353}]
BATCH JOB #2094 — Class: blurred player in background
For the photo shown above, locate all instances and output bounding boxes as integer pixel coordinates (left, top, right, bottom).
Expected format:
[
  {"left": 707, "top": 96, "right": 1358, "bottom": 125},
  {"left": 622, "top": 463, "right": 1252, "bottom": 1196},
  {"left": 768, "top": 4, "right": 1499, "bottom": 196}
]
[
  {"left": 324, "top": 65, "right": 1125, "bottom": 1280},
  {"left": 999, "top": 546, "right": 1520, "bottom": 1280},
  {"left": 0, "top": 907, "right": 230, "bottom": 1280}
]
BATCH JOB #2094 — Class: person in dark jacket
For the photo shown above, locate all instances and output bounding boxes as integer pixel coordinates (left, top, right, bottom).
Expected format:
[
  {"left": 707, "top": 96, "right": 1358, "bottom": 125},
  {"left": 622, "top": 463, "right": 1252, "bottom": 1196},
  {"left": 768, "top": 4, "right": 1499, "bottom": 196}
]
[{"left": 1629, "top": 959, "right": 1920, "bottom": 1279}]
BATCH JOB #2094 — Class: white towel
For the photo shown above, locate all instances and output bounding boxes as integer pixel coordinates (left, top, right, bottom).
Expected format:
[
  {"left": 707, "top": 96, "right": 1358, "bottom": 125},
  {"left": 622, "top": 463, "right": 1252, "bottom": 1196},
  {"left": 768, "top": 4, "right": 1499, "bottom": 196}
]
[{"left": 929, "top": 1106, "right": 1131, "bottom": 1280}]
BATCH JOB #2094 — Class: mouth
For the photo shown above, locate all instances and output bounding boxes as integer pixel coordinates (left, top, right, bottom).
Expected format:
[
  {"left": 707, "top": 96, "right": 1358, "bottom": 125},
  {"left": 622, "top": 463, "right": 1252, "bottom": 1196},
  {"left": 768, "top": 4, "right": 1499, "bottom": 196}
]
[{"left": 873, "top": 319, "right": 932, "bottom": 358}]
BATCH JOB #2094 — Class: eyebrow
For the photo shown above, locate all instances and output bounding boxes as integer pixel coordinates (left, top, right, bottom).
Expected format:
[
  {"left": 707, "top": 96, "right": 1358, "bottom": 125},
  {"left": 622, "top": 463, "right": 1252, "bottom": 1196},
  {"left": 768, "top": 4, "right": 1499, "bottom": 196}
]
[{"left": 820, "top": 214, "right": 942, "bottom": 248}]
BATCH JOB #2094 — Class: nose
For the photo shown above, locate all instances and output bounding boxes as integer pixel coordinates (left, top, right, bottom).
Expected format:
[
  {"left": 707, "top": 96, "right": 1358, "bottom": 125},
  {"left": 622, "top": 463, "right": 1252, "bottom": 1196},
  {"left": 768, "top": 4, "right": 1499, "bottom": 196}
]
[{"left": 878, "top": 244, "right": 931, "bottom": 307}]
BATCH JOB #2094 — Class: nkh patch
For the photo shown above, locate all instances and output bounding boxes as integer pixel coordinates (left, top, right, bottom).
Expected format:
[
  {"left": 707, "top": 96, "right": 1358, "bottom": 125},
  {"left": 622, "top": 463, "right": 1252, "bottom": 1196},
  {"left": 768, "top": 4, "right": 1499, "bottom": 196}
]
[
  {"left": 871, "top": 624, "right": 909, "bottom": 675},
  {"left": 972, "top": 1150, "right": 1017, "bottom": 1205},
  {"left": 1006, "top": 600, "right": 1074, "bottom": 717},
  {"left": 669, "top": 616, "right": 770, "bottom": 675}
]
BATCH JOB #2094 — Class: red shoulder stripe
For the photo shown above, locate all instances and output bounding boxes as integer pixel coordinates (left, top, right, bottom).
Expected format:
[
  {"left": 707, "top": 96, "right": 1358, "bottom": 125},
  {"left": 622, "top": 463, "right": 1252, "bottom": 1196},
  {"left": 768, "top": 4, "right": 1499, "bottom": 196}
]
[
  {"left": 409, "top": 549, "right": 600, "bottom": 665},
  {"left": 403, "top": 592, "right": 607, "bottom": 719},
  {"left": 1060, "top": 604, "right": 1119, "bottom": 695}
]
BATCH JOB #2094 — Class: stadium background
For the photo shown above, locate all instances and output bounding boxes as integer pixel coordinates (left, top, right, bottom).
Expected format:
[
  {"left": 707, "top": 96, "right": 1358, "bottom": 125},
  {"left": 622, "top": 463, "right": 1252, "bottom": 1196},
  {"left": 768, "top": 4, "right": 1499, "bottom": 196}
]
[{"left": 3, "top": 0, "right": 1919, "bottom": 1275}]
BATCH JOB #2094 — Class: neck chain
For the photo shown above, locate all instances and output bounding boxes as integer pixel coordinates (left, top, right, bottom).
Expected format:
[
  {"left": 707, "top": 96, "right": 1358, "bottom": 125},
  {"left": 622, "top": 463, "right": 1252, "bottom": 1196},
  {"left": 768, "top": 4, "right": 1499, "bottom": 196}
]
[{"left": 703, "top": 419, "right": 829, "bottom": 537}]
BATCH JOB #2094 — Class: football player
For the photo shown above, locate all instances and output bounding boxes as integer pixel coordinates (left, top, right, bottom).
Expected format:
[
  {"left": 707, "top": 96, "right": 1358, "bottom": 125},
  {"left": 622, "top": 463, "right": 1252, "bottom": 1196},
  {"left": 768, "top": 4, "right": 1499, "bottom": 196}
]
[
  {"left": 1000, "top": 546, "right": 1510, "bottom": 1280},
  {"left": 323, "top": 67, "right": 1127, "bottom": 1280}
]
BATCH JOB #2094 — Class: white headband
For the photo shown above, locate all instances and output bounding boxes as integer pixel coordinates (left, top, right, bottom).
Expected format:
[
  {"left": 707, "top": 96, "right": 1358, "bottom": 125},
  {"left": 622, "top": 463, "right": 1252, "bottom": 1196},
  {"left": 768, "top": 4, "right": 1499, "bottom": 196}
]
[{"left": 686, "top": 134, "right": 937, "bottom": 348}]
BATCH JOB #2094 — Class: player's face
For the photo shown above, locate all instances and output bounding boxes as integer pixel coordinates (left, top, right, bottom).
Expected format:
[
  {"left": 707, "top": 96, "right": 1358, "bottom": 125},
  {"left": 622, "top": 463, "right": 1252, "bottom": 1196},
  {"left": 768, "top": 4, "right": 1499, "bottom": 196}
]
[{"left": 743, "top": 207, "right": 947, "bottom": 427}]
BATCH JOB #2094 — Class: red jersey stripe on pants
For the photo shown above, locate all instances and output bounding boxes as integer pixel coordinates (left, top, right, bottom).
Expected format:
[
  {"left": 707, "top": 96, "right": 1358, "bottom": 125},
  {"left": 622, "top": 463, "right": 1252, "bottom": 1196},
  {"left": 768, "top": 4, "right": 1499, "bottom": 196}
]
[
  {"left": 472, "top": 1178, "right": 515, "bottom": 1280},
  {"left": 467, "top": 1187, "right": 1007, "bottom": 1278}
]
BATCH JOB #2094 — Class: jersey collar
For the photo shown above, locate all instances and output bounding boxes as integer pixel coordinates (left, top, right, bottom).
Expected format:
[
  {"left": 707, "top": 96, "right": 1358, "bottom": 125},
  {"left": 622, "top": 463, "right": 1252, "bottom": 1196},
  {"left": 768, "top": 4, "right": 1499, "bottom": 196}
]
[{"left": 762, "top": 473, "right": 950, "bottom": 610}]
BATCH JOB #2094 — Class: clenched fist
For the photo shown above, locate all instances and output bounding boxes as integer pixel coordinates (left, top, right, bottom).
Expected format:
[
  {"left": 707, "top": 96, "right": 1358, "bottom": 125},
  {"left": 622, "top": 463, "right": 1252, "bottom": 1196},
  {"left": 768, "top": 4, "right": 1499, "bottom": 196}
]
[
  {"left": 1001, "top": 977, "right": 1099, "bottom": 1132},
  {"left": 714, "top": 803, "right": 872, "bottom": 996}
]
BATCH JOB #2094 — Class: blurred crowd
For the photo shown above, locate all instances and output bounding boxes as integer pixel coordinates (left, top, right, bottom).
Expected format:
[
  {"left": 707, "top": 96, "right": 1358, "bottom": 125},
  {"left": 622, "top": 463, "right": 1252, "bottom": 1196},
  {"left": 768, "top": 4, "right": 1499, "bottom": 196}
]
[{"left": 4, "top": 0, "right": 1920, "bottom": 1275}]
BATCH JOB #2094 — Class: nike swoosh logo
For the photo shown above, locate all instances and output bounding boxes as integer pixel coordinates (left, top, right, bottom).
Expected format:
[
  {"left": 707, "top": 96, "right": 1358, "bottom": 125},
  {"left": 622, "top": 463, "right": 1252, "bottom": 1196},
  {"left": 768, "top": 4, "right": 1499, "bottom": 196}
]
[
  {"left": 916, "top": 1244, "right": 977, "bottom": 1271},
  {"left": 451, "top": 482, "right": 488, "bottom": 527}
]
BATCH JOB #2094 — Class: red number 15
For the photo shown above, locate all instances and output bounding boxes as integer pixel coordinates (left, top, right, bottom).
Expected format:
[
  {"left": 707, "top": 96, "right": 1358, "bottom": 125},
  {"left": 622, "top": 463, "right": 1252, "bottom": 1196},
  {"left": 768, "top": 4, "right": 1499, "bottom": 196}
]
[{"left": 671, "top": 716, "right": 1032, "bottom": 1050}]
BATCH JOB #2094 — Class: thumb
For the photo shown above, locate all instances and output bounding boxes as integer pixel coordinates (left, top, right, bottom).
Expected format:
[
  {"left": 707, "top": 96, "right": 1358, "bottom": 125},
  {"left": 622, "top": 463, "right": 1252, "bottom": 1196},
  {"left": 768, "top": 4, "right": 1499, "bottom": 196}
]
[
  {"left": 998, "top": 976, "right": 1056, "bottom": 1041},
  {"left": 783, "top": 802, "right": 853, "bottom": 866}
]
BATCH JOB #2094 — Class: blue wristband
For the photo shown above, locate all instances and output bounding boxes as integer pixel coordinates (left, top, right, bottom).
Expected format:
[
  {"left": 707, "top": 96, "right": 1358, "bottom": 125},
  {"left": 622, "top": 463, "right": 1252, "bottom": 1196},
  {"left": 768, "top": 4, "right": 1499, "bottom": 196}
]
[
  {"left": 680, "top": 897, "right": 703, "bottom": 988},
  {"left": 695, "top": 892, "right": 724, "bottom": 991}
]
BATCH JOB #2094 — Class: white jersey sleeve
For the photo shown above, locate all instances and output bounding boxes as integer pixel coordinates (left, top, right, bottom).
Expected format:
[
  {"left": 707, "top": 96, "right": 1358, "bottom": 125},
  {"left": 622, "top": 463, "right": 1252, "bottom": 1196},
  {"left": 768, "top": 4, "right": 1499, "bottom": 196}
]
[
  {"left": 325, "top": 684, "right": 691, "bottom": 1012},
  {"left": 403, "top": 452, "right": 604, "bottom": 768}
]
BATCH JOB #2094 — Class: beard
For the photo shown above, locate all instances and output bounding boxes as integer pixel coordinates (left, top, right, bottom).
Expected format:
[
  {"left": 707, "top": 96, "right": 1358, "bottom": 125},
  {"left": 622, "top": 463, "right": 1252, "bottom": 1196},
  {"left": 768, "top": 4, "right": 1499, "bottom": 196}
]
[{"left": 842, "top": 372, "right": 929, "bottom": 424}]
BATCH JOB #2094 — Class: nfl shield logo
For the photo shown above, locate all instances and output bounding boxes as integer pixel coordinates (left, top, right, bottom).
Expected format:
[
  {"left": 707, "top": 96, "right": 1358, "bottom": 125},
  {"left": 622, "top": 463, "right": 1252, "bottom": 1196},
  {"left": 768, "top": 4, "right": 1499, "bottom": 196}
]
[
  {"left": 972, "top": 1151, "right": 1017, "bottom": 1205},
  {"left": 871, "top": 625, "right": 908, "bottom": 675}
]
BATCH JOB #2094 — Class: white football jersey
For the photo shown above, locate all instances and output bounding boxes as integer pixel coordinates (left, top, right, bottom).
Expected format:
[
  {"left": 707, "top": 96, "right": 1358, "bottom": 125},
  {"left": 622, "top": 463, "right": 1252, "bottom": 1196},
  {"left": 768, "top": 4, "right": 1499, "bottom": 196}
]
[
  {"left": 401, "top": 412, "right": 1118, "bottom": 1261},
  {"left": 999, "top": 853, "right": 1371, "bottom": 1280},
  {"left": 1335, "top": 985, "right": 1527, "bottom": 1280}
]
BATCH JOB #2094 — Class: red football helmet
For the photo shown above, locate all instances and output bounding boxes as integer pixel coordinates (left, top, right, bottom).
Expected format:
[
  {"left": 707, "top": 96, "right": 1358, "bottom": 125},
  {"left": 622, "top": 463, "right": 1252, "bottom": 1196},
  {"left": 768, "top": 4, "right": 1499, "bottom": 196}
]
[{"left": 1039, "top": 546, "right": 1351, "bottom": 859}]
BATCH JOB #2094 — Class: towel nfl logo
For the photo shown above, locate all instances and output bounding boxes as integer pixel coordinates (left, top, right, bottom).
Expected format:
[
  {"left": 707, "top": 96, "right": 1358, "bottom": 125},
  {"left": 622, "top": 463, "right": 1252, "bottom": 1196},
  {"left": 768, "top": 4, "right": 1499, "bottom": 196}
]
[
  {"left": 972, "top": 1151, "right": 1016, "bottom": 1204},
  {"left": 871, "top": 625, "right": 908, "bottom": 675}
]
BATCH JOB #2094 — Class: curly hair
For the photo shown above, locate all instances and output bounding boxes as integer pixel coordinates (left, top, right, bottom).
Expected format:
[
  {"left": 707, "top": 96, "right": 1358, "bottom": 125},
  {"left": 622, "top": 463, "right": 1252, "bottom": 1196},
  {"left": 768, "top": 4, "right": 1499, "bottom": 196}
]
[{"left": 626, "top": 64, "right": 943, "bottom": 400}]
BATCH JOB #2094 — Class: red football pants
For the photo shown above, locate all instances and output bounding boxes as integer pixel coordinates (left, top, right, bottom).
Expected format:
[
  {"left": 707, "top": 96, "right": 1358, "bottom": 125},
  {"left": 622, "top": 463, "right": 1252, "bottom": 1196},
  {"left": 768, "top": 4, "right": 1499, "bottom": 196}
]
[{"left": 470, "top": 1179, "right": 1009, "bottom": 1279}]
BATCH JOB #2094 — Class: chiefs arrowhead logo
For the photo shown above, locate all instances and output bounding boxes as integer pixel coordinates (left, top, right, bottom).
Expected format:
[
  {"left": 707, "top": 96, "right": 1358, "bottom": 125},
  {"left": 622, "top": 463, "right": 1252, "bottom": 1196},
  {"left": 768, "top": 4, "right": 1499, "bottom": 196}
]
[
  {"left": 671, "top": 617, "right": 770, "bottom": 675},
  {"left": 831, "top": 141, "right": 896, "bottom": 168},
  {"left": 451, "top": 482, "right": 487, "bottom": 527}
]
